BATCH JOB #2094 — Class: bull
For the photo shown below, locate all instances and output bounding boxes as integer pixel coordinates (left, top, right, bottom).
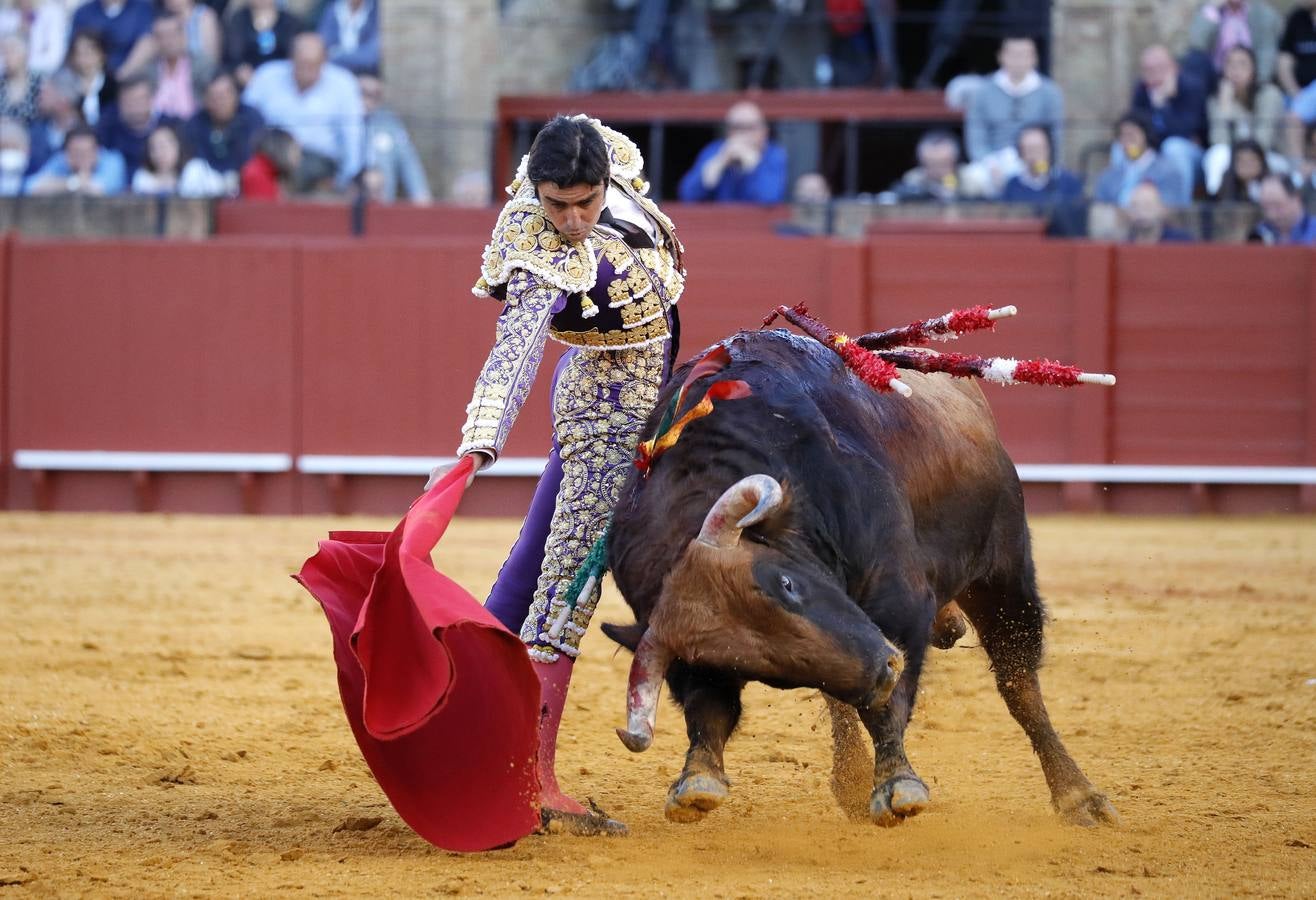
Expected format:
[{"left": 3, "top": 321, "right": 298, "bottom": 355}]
[{"left": 603, "top": 329, "right": 1119, "bottom": 827}]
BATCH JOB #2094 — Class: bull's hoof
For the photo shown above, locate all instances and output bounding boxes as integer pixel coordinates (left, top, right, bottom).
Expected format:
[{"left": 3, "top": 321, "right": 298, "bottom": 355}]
[
  {"left": 664, "top": 772, "right": 730, "bottom": 824},
  {"left": 1055, "top": 788, "right": 1120, "bottom": 827},
  {"left": 869, "top": 776, "right": 929, "bottom": 827}
]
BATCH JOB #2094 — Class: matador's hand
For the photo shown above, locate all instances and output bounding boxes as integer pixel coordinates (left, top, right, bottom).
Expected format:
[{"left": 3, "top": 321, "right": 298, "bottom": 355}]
[{"left": 424, "top": 453, "right": 488, "bottom": 491}]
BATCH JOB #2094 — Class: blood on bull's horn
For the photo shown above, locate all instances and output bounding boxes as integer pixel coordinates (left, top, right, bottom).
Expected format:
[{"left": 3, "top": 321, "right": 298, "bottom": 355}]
[
  {"left": 616, "top": 629, "right": 673, "bottom": 753},
  {"left": 695, "top": 474, "right": 784, "bottom": 549}
]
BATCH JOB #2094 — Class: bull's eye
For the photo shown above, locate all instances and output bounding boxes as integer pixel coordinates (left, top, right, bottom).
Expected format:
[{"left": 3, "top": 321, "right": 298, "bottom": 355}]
[{"left": 779, "top": 574, "right": 794, "bottom": 593}]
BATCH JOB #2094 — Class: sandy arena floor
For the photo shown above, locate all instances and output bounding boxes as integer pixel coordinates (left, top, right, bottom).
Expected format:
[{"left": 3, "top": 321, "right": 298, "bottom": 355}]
[{"left": 0, "top": 511, "right": 1313, "bottom": 898}]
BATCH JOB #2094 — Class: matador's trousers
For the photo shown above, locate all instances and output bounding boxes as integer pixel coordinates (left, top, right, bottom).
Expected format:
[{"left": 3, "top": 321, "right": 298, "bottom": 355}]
[{"left": 485, "top": 342, "right": 666, "bottom": 662}]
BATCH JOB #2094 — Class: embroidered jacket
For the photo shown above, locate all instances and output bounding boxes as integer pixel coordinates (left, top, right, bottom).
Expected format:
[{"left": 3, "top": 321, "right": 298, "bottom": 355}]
[{"left": 458, "top": 118, "right": 686, "bottom": 461}]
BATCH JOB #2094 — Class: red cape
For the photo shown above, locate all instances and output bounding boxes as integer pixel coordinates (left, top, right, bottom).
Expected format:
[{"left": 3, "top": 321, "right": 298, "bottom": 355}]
[{"left": 294, "top": 457, "right": 542, "bottom": 852}]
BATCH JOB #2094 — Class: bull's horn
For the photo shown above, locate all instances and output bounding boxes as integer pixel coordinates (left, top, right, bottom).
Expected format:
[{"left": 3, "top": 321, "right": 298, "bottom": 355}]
[
  {"left": 616, "top": 629, "right": 672, "bottom": 753},
  {"left": 696, "top": 474, "right": 784, "bottom": 549}
]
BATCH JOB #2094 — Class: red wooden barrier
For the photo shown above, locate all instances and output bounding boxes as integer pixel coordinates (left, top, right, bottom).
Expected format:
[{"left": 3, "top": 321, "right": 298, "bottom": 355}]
[
  {"left": 3, "top": 235, "right": 1313, "bottom": 515},
  {"left": 6, "top": 240, "right": 299, "bottom": 513}
]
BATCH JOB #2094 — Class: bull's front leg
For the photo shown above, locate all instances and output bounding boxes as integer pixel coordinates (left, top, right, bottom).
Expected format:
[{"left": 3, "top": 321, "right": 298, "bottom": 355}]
[
  {"left": 664, "top": 661, "right": 745, "bottom": 823},
  {"left": 856, "top": 659, "right": 931, "bottom": 826}
]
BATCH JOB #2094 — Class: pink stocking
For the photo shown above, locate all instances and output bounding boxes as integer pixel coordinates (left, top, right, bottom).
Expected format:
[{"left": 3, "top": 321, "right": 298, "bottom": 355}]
[{"left": 532, "top": 657, "right": 587, "bottom": 815}]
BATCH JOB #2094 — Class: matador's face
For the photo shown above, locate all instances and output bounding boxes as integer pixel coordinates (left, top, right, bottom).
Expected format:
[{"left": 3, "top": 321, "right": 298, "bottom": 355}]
[{"left": 537, "top": 181, "right": 606, "bottom": 244}]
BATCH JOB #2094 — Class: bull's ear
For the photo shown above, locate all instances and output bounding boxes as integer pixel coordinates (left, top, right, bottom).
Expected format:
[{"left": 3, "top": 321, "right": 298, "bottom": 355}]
[{"left": 601, "top": 621, "right": 645, "bottom": 651}]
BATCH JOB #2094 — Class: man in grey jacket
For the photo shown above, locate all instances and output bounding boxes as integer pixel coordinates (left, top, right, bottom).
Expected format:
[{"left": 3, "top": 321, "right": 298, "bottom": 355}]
[
  {"left": 963, "top": 35, "right": 1063, "bottom": 197},
  {"left": 358, "top": 72, "right": 431, "bottom": 204}
]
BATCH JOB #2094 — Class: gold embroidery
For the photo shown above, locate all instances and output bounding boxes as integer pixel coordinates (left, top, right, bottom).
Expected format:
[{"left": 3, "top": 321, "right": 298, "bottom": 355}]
[{"left": 552, "top": 316, "right": 669, "bottom": 348}]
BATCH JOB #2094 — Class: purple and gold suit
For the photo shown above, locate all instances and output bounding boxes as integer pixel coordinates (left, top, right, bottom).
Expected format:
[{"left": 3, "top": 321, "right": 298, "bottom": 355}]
[{"left": 457, "top": 120, "right": 685, "bottom": 663}]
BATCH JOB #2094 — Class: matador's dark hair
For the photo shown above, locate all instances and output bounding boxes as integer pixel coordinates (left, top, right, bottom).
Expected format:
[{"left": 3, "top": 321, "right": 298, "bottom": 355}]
[{"left": 526, "top": 115, "right": 610, "bottom": 189}]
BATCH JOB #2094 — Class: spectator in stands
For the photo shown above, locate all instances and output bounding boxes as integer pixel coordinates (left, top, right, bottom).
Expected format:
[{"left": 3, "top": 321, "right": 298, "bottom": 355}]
[
  {"left": 239, "top": 125, "right": 298, "bottom": 199},
  {"left": 0, "top": 0, "right": 69, "bottom": 76},
  {"left": 0, "top": 34, "right": 42, "bottom": 125},
  {"left": 1212, "top": 138, "right": 1271, "bottom": 202},
  {"left": 776, "top": 171, "right": 832, "bottom": 236},
  {"left": 24, "top": 122, "right": 126, "bottom": 194},
  {"left": 183, "top": 70, "right": 261, "bottom": 177},
  {"left": 1094, "top": 113, "right": 1187, "bottom": 209},
  {"left": 243, "top": 32, "right": 362, "bottom": 193},
  {"left": 1293, "top": 122, "right": 1316, "bottom": 200},
  {"left": 913, "top": 0, "right": 1051, "bottom": 88},
  {"left": 0, "top": 117, "right": 30, "bottom": 194},
  {"left": 964, "top": 35, "right": 1063, "bottom": 198},
  {"left": 127, "top": 14, "right": 212, "bottom": 121},
  {"left": 448, "top": 168, "right": 489, "bottom": 207},
  {"left": 1001, "top": 124, "right": 1081, "bottom": 202},
  {"left": 824, "top": 0, "right": 899, "bottom": 89},
  {"left": 26, "top": 67, "right": 83, "bottom": 175},
  {"left": 677, "top": 99, "right": 787, "bottom": 204},
  {"left": 317, "top": 0, "right": 378, "bottom": 76},
  {"left": 1124, "top": 181, "right": 1194, "bottom": 243},
  {"left": 1131, "top": 44, "right": 1209, "bottom": 206},
  {"left": 69, "top": 0, "right": 154, "bottom": 74},
  {"left": 1187, "top": 0, "right": 1283, "bottom": 84},
  {"left": 96, "top": 73, "right": 158, "bottom": 179},
  {"left": 1251, "top": 172, "right": 1316, "bottom": 243},
  {"left": 63, "top": 29, "right": 113, "bottom": 125},
  {"left": 1278, "top": 1, "right": 1316, "bottom": 102},
  {"left": 225, "top": 0, "right": 302, "bottom": 89},
  {"left": 130, "top": 121, "right": 226, "bottom": 196},
  {"left": 1203, "top": 45, "right": 1285, "bottom": 196},
  {"left": 885, "top": 129, "right": 966, "bottom": 203},
  {"left": 358, "top": 72, "right": 429, "bottom": 204},
  {"left": 162, "top": 0, "right": 221, "bottom": 73}
]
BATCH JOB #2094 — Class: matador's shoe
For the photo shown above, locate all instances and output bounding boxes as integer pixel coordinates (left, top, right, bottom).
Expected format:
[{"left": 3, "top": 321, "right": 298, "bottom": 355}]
[{"left": 538, "top": 799, "right": 628, "bottom": 837}]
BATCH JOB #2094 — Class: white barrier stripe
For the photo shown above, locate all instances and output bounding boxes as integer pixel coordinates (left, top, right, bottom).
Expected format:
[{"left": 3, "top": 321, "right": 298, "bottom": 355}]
[
  {"left": 296, "top": 455, "right": 547, "bottom": 478},
  {"left": 13, "top": 452, "right": 1315, "bottom": 485},
  {"left": 13, "top": 450, "right": 292, "bottom": 472},
  {"left": 1015, "top": 464, "right": 1316, "bottom": 485}
]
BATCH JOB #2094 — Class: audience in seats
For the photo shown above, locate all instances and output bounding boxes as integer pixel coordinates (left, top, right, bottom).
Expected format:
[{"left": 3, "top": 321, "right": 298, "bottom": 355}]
[
  {"left": 63, "top": 29, "right": 112, "bottom": 125},
  {"left": 0, "top": 117, "right": 30, "bottom": 194},
  {"left": 1125, "top": 181, "right": 1194, "bottom": 244},
  {"left": 242, "top": 32, "right": 362, "bottom": 194},
  {"left": 1187, "top": 0, "right": 1283, "bottom": 84},
  {"left": 358, "top": 72, "right": 430, "bottom": 204},
  {"left": 317, "top": 0, "right": 378, "bottom": 77},
  {"left": 136, "top": 14, "right": 212, "bottom": 120},
  {"left": 0, "top": 0, "right": 70, "bottom": 77},
  {"left": 97, "top": 73, "right": 160, "bottom": 180},
  {"left": 1251, "top": 172, "right": 1316, "bottom": 243},
  {"left": 130, "top": 120, "right": 225, "bottom": 196},
  {"left": 224, "top": 0, "right": 301, "bottom": 89},
  {"left": 26, "top": 67, "right": 82, "bottom": 176},
  {"left": 1131, "top": 44, "right": 1208, "bottom": 206},
  {"left": 886, "top": 130, "right": 966, "bottom": 203},
  {"left": 183, "top": 70, "right": 261, "bottom": 179},
  {"left": 240, "top": 125, "right": 299, "bottom": 200},
  {"left": 1094, "top": 113, "right": 1187, "bottom": 210},
  {"left": 678, "top": 99, "right": 787, "bottom": 204},
  {"left": 25, "top": 121, "right": 125, "bottom": 195},
  {"left": 1278, "top": 1, "right": 1316, "bottom": 103},
  {"left": 69, "top": 0, "right": 154, "bottom": 74},
  {"left": 963, "top": 35, "right": 1063, "bottom": 198},
  {"left": 1001, "top": 123, "right": 1085, "bottom": 235},
  {"left": 1203, "top": 45, "right": 1285, "bottom": 196},
  {"left": 0, "top": 34, "right": 42, "bottom": 125},
  {"left": 1212, "top": 138, "right": 1271, "bottom": 202}
]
